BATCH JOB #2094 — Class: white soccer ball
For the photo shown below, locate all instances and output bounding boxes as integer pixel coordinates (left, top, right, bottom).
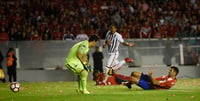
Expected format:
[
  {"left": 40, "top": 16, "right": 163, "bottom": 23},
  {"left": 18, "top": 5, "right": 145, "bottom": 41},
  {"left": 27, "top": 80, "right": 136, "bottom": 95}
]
[{"left": 10, "top": 82, "right": 20, "bottom": 93}]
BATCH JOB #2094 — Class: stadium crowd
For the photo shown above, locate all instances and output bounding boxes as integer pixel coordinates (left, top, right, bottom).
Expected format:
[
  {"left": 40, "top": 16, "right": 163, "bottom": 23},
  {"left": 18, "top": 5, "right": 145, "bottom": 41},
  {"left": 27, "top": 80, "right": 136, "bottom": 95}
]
[{"left": 0, "top": 0, "right": 200, "bottom": 41}]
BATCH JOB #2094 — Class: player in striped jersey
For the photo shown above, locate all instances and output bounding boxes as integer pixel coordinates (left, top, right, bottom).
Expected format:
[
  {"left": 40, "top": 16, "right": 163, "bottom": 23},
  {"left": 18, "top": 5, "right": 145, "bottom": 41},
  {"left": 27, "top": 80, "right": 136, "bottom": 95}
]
[{"left": 101, "top": 25, "right": 135, "bottom": 85}]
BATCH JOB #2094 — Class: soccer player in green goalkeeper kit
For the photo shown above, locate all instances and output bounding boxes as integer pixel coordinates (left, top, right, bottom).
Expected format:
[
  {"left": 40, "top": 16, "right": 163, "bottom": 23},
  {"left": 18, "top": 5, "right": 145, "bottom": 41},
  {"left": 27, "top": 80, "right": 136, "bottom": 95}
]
[{"left": 65, "top": 34, "right": 100, "bottom": 94}]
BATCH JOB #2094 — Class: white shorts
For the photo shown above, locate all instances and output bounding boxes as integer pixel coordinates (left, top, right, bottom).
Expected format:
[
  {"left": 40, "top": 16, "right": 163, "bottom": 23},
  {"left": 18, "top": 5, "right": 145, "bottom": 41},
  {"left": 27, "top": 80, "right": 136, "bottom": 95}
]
[{"left": 106, "top": 52, "right": 119, "bottom": 69}]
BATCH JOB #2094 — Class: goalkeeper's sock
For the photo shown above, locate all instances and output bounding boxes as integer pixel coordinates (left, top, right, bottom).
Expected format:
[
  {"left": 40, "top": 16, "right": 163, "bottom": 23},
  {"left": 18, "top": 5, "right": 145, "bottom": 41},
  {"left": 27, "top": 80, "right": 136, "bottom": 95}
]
[
  {"left": 80, "top": 70, "right": 90, "bottom": 94},
  {"left": 78, "top": 75, "right": 83, "bottom": 92},
  {"left": 81, "top": 79, "right": 90, "bottom": 94},
  {"left": 102, "top": 67, "right": 109, "bottom": 84},
  {"left": 113, "top": 73, "right": 133, "bottom": 81}
]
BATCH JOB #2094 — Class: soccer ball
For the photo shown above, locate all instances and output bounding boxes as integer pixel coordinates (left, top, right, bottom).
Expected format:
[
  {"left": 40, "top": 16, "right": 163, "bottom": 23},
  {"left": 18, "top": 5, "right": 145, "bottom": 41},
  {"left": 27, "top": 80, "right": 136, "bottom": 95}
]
[{"left": 10, "top": 82, "right": 20, "bottom": 93}]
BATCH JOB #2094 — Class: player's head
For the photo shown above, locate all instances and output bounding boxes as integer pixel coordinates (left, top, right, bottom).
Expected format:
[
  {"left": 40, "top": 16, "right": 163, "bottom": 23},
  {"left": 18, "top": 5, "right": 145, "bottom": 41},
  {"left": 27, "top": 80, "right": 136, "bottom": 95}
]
[
  {"left": 7, "top": 48, "right": 14, "bottom": 54},
  {"left": 88, "top": 34, "right": 100, "bottom": 47},
  {"left": 95, "top": 46, "right": 100, "bottom": 51},
  {"left": 169, "top": 66, "right": 179, "bottom": 76},
  {"left": 110, "top": 24, "right": 117, "bottom": 34}
]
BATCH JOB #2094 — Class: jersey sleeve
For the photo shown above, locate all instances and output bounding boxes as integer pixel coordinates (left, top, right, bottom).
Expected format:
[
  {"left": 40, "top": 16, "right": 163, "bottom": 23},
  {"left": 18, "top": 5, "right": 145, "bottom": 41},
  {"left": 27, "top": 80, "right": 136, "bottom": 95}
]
[
  {"left": 159, "top": 80, "right": 176, "bottom": 89},
  {"left": 156, "top": 76, "right": 177, "bottom": 89},
  {"left": 155, "top": 76, "right": 163, "bottom": 81},
  {"left": 117, "top": 33, "right": 124, "bottom": 43},
  {"left": 78, "top": 41, "right": 89, "bottom": 55},
  {"left": 105, "top": 31, "right": 110, "bottom": 41}
]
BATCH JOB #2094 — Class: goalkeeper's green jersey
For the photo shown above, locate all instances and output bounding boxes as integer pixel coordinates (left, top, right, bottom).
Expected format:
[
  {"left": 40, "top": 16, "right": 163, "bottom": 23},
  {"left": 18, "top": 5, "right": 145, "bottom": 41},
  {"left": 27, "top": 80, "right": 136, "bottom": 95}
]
[{"left": 65, "top": 40, "right": 89, "bottom": 64}]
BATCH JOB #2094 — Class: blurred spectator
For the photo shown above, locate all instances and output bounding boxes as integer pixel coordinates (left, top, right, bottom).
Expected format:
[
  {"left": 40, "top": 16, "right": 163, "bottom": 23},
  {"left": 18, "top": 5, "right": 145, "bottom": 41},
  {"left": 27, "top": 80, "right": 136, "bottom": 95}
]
[
  {"left": 184, "top": 44, "right": 198, "bottom": 65},
  {"left": 139, "top": 21, "right": 151, "bottom": 38},
  {"left": 163, "top": 42, "right": 174, "bottom": 66},
  {"left": 9, "top": 27, "right": 18, "bottom": 41},
  {"left": 159, "top": 21, "right": 169, "bottom": 38},
  {"left": 113, "top": 11, "right": 122, "bottom": 28},
  {"left": 183, "top": 22, "right": 192, "bottom": 37},
  {"left": 88, "top": 0, "right": 100, "bottom": 16},
  {"left": 30, "top": 30, "right": 41, "bottom": 40},
  {"left": 52, "top": 28, "right": 63, "bottom": 40},
  {"left": 86, "top": 25, "right": 95, "bottom": 37},
  {"left": 121, "top": 28, "right": 130, "bottom": 39},
  {"left": 197, "top": 24, "right": 200, "bottom": 37},
  {"left": 139, "top": 0, "right": 149, "bottom": 12},
  {"left": 189, "top": 22, "right": 198, "bottom": 38},
  {"left": 152, "top": 22, "right": 161, "bottom": 38},
  {"left": 159, "top": 16, "right": 165, "bottom": 26},
  {"left": 63, "top": 30, "right": 75, "bottom": 40},
  {"left": 167, "top": 22, "right": 179, "bottom": 38},
  {"left": 76, "top": 29, "right": 89, "bottom": 40},
  {"left": 0, "top": 0, "right": 199, "bottom": 40},
  {"left": 42, "top": 30, "right": 51, "bottom": 40},
  {"left": 19, "top": 31, "right": 29, "bottom": 40},
  {"left": 0, "top": 27, "right": 9, "bottom": 41}
]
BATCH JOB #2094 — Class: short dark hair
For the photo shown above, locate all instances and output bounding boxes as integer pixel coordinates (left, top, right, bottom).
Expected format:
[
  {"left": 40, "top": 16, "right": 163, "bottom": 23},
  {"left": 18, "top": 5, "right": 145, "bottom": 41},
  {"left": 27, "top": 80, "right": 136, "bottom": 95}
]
[
  {"left": 171, "top": 66, "right": 179, "bottom": 76},
  {"left": 88, "top": 34, "right": 100, "bottom": 42},
  {"left": 110, "top": 24, "right": 117, "bottom": 28}
]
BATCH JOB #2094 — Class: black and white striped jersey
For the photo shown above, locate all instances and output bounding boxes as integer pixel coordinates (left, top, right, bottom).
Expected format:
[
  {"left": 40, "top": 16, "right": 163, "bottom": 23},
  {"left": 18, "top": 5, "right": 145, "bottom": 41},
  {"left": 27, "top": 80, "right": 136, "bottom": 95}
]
[{"left": 105, "top": 31, "right": 124, "bottom": 53}]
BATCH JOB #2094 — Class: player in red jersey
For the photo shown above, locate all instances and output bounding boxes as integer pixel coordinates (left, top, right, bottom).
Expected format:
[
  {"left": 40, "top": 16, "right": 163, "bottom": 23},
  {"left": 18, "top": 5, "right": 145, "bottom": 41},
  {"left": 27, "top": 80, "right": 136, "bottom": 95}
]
[{"left": 109, "top": 66, "right": 179, "bottom": 90}]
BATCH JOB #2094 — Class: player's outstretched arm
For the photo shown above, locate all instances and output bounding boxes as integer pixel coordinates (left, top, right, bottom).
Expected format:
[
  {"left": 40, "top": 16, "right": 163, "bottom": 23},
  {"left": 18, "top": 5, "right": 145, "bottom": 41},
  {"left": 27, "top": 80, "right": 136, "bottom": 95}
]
[{"left": 122, "top": 42, "right": 135, "bottom": 47}]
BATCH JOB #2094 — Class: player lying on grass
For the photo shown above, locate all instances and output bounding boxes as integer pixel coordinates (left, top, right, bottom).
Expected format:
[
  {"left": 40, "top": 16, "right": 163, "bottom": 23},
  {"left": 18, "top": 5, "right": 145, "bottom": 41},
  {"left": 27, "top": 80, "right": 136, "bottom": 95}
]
[{"left": 108, "top": 66, "right": 179, "bottom": 90}]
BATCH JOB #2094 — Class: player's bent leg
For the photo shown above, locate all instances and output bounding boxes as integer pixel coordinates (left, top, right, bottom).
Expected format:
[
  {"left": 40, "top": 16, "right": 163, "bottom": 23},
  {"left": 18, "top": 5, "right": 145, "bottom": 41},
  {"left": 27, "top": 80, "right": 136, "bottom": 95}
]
[
  {"left": 101, "top": 67, "right": 110, "bottom": 85},
  {"left": 66, "top": 63, "right": 90, "bottom": 94},
  {"left": 80, "top": 69, "right": 90, "bottom": 94},
  {"left": 112, "top": 60, "right": 125, "bottom": 71},
  {"left": 112, "top": 58, "right": 134, "bottom": 72},
  {"left": 137, "top": 78, "right": 152, "bottom": 90},
  {"left": 108, "top": 68, "right": 114, "bottom": 75},
  {"left": 132, "top": 75, "right": 152, "bottom": 90},
  {"left": 122, "top": 77, "right": 139, "bottom": 89},
  {"left": 131, "top": 71, "right": 142, "bottom": 78},
  {"left": 124, "top": 58, "right": 134, "bottom": 63},
  {"left": 132, "top": 76, "right": 140, "bottom": 84},
  {"left": 123, "top": 82, "right": 132, "bottom": 89},
  {"left": 77, "top": 75, "right": 83, "bottom": 93}
]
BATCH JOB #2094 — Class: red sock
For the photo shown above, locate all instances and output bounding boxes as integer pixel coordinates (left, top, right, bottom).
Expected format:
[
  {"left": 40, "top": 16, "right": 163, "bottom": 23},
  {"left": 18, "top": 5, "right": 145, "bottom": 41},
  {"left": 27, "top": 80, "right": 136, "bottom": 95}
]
[{"left": 113, "top": 73, "right": 132, "bottom": 81}]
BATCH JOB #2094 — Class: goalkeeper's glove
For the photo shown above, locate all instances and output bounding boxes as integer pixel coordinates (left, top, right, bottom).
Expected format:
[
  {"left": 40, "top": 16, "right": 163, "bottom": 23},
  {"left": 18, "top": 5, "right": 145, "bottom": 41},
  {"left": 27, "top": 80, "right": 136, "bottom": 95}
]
[
  {"left": 87, "top": 65, "right": 93, "bottom": 72},
  {"left": 83, "top": 62, "right": 90, "bottom": 71}
]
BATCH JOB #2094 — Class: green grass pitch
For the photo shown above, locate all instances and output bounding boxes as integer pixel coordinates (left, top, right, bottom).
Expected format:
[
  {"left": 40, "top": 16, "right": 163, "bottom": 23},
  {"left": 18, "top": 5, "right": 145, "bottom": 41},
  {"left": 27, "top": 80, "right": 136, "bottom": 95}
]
[{"left": 0, "top": 78, "right": 200, "bottom": 101}]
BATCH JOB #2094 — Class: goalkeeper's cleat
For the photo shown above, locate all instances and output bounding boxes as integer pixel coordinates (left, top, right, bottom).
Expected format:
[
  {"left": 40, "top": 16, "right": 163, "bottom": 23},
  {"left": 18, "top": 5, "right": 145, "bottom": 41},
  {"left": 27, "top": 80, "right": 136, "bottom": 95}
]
[
  {"left": 125, "top": 58, "right": 134, "bottom": 63},
  {"left": 82, "top": 90, "right": 91, "bottom": 94},
  {"left": 108, "top": 68, "right": 114, "bottom": 75},
  {"left": 76, "top": 89, "right": 83, "bottom": 93}
]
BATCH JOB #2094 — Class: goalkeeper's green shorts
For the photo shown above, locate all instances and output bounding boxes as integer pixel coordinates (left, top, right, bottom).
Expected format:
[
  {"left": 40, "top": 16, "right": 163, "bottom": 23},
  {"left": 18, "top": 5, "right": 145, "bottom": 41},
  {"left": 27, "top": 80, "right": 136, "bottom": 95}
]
[{"left": 65, "top": 61, "right": 84, "bottom": 75}]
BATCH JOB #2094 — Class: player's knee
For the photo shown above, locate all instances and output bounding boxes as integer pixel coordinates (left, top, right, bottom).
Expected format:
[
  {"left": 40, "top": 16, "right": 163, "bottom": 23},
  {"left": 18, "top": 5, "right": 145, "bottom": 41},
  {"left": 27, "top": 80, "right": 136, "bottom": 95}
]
[
  {"left": 80, "top": 70, "right": 88, "bottom": 77},
  {"left": 132, "top": 77, "right": 139, "bottom": 84},
  {"left": 130, "top": 71, "right": 136, "bottom": 76},
  {"left": 131, "top": 71, "right": 141, "bottom": 77},
  {"left": 105, "top": 66, "right": 110, "bottom": 72}
]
